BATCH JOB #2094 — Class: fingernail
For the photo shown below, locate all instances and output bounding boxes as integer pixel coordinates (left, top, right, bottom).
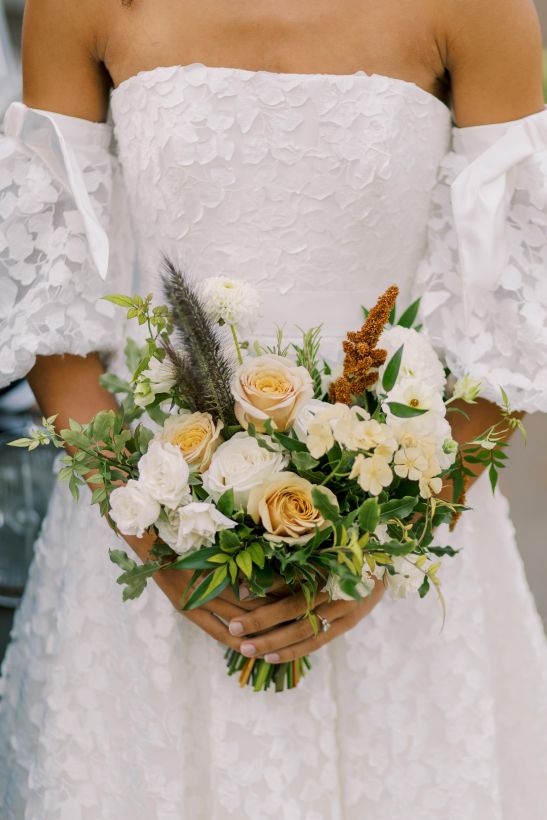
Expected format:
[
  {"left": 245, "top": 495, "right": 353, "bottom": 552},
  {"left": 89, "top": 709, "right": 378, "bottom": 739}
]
[
  {"left": 229, "top": 621, "right": 244, "bottom": 636},
  {"left": 239, "top": 583, "right": 250, "bottom": 600},
  {"left": 240, "top": 642, "right": 256, "bottom": 657},
  {"left": 264, "top": 653, "right": 280, "bottom": 663}
]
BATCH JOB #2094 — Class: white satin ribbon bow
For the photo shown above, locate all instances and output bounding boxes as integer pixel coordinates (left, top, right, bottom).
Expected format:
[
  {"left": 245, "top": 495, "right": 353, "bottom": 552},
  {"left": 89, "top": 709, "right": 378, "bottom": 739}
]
[
  {"left": 450, "top": 106, "right": 547, "bottom": 313},
  {"left": 2, "top": 101, "right": 110, "bottom": 279}
]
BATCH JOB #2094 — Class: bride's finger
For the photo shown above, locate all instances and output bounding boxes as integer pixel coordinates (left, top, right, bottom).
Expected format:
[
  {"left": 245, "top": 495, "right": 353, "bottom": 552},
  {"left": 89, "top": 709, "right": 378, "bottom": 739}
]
[
  {"left": 228, "top": 588, "right": 330, "bottom": 638},
  {"left": 237, "top": 600, "right": 353, "bottom": 658},
  {"left": 262, "top": 612, "right": 357, "bottom": 664}
]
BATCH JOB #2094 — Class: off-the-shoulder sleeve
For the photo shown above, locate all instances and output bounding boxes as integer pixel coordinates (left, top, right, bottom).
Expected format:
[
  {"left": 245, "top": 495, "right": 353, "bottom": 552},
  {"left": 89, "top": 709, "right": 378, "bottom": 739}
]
[
  {"left": 0, "top": 102, "right": 134, "bottom": 388},
  {"left": 414, "top": 106, "right": 547, "bottom": 413}
]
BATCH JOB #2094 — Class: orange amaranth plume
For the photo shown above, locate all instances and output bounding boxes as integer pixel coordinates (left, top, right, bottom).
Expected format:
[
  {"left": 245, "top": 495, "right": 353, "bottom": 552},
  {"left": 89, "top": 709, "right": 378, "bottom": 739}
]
[{"left": 329, "top": 285, "right": 399, "bottom": 405}]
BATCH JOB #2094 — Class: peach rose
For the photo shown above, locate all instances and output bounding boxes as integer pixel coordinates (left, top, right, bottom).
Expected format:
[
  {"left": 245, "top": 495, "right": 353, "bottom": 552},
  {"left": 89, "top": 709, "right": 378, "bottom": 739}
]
[
  {"left": 160, "top": 411, "right": 223, "bottom": 472},
  {"left": 231, "top": 354, "right": 314, "bottom": 432},
  {"left": 247, "top": 472, "right": 338, "bottom": 544}
]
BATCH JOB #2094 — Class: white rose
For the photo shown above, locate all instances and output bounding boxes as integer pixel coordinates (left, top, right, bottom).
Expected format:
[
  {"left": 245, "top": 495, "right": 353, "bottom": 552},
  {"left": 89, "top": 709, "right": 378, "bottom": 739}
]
[
  {"left": 138, "top": 440, "right": 191, "bottom": 509},
  {"left": 231, "top": 354, "right": 314, "bottom": 432},
  {"left": 202, "top": 275, "right": 261, "bottom": 332},
  {"left": 157, "top": 502, "right": 236, "bottom": 554},
  {"left": 109, "top": 480, "right": 161, "bottom": 538},
  {"left": 202, "top": 431, "right": 288, "bottom": 507},
  {"left": 386, "top": 555, "right": 425, "bottom": 599},
  {"left": 159, "top": 411, "right": 223, "bottom": 471},
  {"left": 376, "top": 326, "right": 446, "bottom": 395}
]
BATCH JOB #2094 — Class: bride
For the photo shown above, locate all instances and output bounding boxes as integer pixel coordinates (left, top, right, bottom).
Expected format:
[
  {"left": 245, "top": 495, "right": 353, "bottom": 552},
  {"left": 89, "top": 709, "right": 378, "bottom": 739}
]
[{"left": 1, "top": 0, "right": 547, "bottom": 817}]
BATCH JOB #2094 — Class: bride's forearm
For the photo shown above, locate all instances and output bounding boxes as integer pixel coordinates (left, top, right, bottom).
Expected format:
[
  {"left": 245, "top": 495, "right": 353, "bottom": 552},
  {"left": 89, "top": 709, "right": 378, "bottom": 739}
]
[
  {"left": 28, "top": 353, "right": 118, "bottom": 431},
  {"left": 443, "top": 396, "right": 525, "bottom": 499}
]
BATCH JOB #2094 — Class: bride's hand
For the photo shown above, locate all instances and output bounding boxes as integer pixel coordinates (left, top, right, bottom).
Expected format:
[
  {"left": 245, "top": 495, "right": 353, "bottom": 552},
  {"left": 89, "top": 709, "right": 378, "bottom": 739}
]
[
  {"left": 226, "top": 577, "right": 386, "bottom": 663},
  {"left": 123, "top": 532, "right": 290, "bottom": 650}
]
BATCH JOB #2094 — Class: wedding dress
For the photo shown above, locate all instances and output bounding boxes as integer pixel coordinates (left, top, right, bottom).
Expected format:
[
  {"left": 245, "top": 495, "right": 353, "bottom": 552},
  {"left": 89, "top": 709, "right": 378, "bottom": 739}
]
[{"left": 1, "top": 63, "right": 547, "bottom": 820}]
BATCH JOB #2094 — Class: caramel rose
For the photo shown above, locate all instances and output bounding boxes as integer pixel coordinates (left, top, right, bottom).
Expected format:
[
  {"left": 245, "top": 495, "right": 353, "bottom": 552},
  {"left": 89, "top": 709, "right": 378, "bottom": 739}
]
[
  {"left": 247, "top": 472, "right": 338, "bottom": 545},
  {"left": 160, "top": 411, "right": 223, "bottom": 472},
  {"left": 231, "top": 354, "right": 314, "bottom": 432}
]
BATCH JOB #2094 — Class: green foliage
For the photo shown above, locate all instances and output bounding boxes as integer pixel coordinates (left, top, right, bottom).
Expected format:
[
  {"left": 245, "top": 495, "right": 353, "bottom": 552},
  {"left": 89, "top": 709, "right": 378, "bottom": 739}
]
[
  {"left": 292, "top": 325, "right": 324, "bottom": 398},
  {"left": 386, "top": 402, "right": 429, "bottom": 418},
  {"left": 382, "top": 345, "right": 404, "bottom": 392},
  {"left": 396, "top": 298, "right": 421, "bottom": 329}
]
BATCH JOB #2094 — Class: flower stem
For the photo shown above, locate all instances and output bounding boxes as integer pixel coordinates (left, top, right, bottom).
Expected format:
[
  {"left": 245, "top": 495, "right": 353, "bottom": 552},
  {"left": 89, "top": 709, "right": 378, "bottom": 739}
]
[{"left": 230, "top": 324, "right": 244, "bottom": 366}]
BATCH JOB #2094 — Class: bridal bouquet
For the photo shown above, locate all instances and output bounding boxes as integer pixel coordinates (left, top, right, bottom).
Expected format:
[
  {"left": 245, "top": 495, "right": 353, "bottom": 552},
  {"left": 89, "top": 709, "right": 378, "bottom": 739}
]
[{"left": 11, "top": 263, "right": 524, "bottom": 692}]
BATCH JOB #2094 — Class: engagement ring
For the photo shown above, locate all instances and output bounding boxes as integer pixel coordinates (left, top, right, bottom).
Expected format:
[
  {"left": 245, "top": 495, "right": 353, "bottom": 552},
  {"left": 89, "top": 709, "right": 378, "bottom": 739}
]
[{"left": 317, "top": 613, "right": 331, "bottom": 633}]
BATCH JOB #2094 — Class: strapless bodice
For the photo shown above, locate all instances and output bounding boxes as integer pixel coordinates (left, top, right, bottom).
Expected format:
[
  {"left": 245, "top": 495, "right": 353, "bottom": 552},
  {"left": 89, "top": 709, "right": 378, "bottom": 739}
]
[{"left": 110, "top": 63, "right": 452, "bottom": 339}]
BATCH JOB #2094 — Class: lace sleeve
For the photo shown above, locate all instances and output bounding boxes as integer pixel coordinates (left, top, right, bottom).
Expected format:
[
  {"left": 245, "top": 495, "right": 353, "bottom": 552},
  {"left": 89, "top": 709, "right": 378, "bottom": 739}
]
[
  {"left": 0, "top": 102, "right": 134, "bottom": 388},
  {"left": 414, "top": 106, "right": 547, "bottom": 413}
]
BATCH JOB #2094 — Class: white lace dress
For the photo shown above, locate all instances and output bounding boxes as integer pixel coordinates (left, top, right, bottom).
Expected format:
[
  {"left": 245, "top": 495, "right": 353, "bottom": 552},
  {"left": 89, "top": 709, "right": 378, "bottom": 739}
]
[{"left": 1, "top": 64, "right": 547, "bottom": 820}]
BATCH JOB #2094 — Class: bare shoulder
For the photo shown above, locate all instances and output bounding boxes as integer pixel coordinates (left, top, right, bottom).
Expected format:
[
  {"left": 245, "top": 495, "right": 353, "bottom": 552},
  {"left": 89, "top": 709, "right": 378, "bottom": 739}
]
[
  {"left": 440, "top": 0, "right": 544, "bottom": 125},
  {"left": 22, "top": 0, "right": 115, "bottom": 122}
]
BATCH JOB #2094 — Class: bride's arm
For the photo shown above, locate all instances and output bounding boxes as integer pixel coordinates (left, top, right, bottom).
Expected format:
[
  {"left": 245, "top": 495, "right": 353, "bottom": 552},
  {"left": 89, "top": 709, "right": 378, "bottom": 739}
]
[{"left": 18, "top": 2, "right": 260, "bottom": 649}]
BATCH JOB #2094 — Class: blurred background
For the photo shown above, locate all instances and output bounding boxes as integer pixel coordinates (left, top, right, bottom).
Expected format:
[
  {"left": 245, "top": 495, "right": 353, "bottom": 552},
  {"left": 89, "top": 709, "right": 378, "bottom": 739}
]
[{"left": 0, "top": 1, "right": 546, "bottom": 665}]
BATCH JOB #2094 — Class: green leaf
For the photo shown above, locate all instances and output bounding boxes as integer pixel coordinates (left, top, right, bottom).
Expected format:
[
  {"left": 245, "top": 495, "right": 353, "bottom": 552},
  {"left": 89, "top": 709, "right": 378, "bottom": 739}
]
[
  {"left": 91, "top": 410, "right": 116, "bottom": 443},
  {"left": 382, "top": 345, "right": 404, "bottom": 392},
  {"left": 183, "top": 566, "right": 230, "bottom": 610},
  {"left": 236, "top": 550, "right": 253, "bottom": 579},
  {"left": 6, "top": 437, "right": 34, "bottom": 448},
  {"left": 228, "top": 559, "right": 239, "bottom": 584},
  {"left": 124, "top": 337, "right": 146, "bottom": 373},
  {"left": 397, "top": 298, "right": 421, "bottom": 329},
  {"left": 207, "top": 553, "right": 231, "bottom": 564},
  {"left": 380, "top": 539, "right": 417, "bottom": 556},
  {"left": 247, "top": 541, "right": 265, "bottom": 569},
  {"left": 61, "top": 430, "right": 91, "bottom": 451},
  {"left": 99, "top": 373, "right": 133, "bottom": 395},
  {"left": 68, "top": 474, "right": 80, "bottom": 501},
  {"left": 291, "top": 450, "right": 320, "bottom": 471},
  {"left": 216, "top": 488, "right": 235, "bottom": 517},
  {"left": 418, "top": 574, "right": 430, "bottom": 598},
  {"left": 219, "top": 529, "right": 240, "bottom": 551},
  {"left": 358, "top": 497, "right": 380, "bottom": 533},
  {"left": 272, "top": 431, "right": 308, "bottom": 452},
  {"left": 386, "top": 402, "right": 429, "bottom": 418},
  {"left": 388, "top": 303, "right": 397, "bottom": 325},
  {"left": 489, "top": 464, "right": 499, "bottom": 493},
  {"left": 311, "top": 487, "right": 340, "bottom": 523},
  {"left": 427, "top": 545, "right": 459, "bottom": 557},
  {"left": 109, "top": 549, "right": 137, "bottom": 572},
  {"left": 169, "top": 545, "right": 223, "bottom": 570},
  {"left": 379, "top": 496, "right": 417, "bottom": 522},
  {"left": 103, "top": 294, "right": 136, "bottom": 308}
]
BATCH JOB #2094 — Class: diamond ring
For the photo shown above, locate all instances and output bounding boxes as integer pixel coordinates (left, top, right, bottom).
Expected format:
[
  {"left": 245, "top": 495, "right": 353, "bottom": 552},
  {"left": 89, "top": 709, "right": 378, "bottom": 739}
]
[{"left": 317, "top": 613, "right": 331, "bottom": 633}]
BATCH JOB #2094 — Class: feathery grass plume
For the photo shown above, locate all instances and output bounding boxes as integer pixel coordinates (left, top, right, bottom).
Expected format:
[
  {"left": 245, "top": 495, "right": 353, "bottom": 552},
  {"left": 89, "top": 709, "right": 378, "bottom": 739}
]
[
  {"left": 161, "top": 259, "right": 237, "bottom": 426},
  {"left": 330, "top": 285, "right": 399, "bottom": 404}
]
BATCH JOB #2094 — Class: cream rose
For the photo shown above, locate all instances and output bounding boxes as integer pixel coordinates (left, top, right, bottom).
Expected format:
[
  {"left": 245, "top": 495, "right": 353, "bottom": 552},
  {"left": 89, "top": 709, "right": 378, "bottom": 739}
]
[
  {"left": 247, "top": 472, "right": 338, "bottom": 544},
  {"left": 159, "top": 411, "right": 224, "bottom": 471},
  {"left": 231, "top": 354, "right": 314, "bottom": 432},
  {"left": 109, "top": 480, "right": 160, "bottom": 538},
  {"left": 202, "top": 432, "right": 288, "bottom": 508}
]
